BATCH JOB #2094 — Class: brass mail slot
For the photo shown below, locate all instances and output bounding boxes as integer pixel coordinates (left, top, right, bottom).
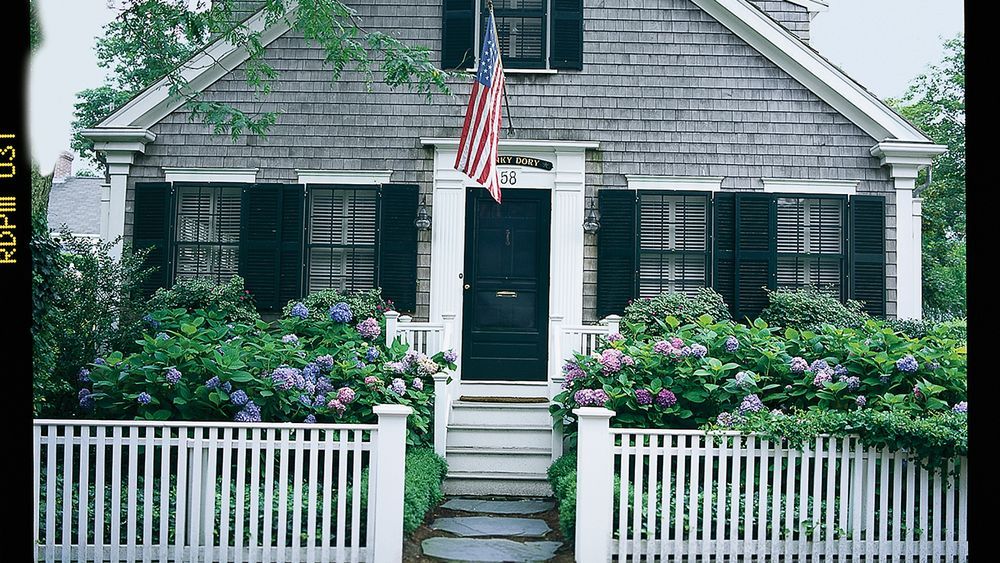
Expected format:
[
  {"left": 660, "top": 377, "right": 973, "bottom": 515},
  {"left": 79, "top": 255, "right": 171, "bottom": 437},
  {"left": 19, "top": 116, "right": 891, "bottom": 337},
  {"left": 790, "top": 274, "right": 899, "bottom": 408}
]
[{"left": 495, "top": 291, "right": 518, "bottom": 298}]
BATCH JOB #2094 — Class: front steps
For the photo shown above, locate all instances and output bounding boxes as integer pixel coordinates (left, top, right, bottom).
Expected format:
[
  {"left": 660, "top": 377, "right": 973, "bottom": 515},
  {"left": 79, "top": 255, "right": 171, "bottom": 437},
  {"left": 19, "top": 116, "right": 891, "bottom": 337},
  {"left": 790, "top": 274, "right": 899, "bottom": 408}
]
[{"left": 442, "top": 398, "right": 556, "bottom": 496}]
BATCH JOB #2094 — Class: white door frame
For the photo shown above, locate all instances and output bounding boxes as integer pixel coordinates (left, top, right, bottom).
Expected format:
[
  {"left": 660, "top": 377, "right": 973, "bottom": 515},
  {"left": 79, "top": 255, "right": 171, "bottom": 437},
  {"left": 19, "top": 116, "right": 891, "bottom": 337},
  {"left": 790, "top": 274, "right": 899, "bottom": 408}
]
[{"left": 419, "top": 138, "right": 597, "bottom": 383}]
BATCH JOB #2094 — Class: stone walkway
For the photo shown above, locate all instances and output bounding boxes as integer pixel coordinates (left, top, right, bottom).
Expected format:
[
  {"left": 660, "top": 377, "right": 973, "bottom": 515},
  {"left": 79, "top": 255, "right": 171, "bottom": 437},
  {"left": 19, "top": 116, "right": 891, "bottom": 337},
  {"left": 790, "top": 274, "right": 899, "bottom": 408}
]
[{"left": 419, "top": 497, "right": 565, "bottom": 562}]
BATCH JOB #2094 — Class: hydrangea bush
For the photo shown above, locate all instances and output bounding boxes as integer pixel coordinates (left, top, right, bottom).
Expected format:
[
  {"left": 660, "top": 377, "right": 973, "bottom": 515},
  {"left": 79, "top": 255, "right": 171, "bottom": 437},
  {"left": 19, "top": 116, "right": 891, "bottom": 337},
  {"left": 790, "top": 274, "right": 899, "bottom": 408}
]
[
  {"left": 552, "top": 314, "right": 966, "bottom": 444},
  {"left": 82, "top": 304, "right": 456, "bottom": 447}
]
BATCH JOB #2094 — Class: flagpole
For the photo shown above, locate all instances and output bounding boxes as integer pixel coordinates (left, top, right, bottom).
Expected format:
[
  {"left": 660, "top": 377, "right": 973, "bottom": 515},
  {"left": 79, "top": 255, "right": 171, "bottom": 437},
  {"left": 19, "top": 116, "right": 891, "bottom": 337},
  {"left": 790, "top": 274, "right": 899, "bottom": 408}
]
[{"left": 486, "top": 0, "right": 517, "bottom": 136}]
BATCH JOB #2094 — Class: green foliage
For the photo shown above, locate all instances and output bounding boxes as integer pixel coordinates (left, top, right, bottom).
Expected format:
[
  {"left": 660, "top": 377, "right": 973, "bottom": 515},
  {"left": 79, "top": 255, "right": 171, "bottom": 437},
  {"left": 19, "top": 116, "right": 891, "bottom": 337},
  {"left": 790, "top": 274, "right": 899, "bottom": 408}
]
[
  {"left": 32, "top": 216, "right": 66, "bottom": 416},
  {"left": 147, "top": 276, "right": 261, "bottom": 324},
  {"left": 547, "top": 453, "right": 578, "bottom": 538},
  {"left": 761, "top": 286, "right": 867, "bottom": 331},
  {"left": 623, "top": 288, "right": 731, "bottom": 330},
  {"left": 31, "top": 162, "right": 52, "bottom": 219},
  {"left": 30, "top": 0, "right": 43, "bottom": 52},
  {"left": 402, "top": 448, "right": 448, "bottom": 535},
  {"left": 282, "top": 288, "right": 390, "bottom": 324},
  {"left": 83, "top": 307, "right": 456, "bottom": 447},
  {"left": 889, "top": 35, "right": 965, "bottom": 316},
  {"left": 552, "top": 315, "right": 966, "bottom": 445},
  {"left": 883, "top": 316, "right": 966, "bottom": 342},
  {"left": 72, "top": 0, "right": 451, "bottom": 167}
]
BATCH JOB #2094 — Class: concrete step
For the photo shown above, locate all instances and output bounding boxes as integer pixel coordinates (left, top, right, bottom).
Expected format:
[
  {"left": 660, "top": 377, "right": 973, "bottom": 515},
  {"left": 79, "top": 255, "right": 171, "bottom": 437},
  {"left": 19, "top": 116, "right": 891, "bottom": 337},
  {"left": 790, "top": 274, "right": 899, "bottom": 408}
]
[
  {"left": 446, "top": 424, "right": 553, "bottom": 449},
  {"left": 443, "top": 470, "right": 553, "bottom": 496},
  {"left": 458, "top": 381, "right": 549, "bottom": 398},
  {"left": 449, "top": 401, "right": 554, "bottom": 426},
  {"left": 444, "top": 446, "right": 552, "bottom": 475}
]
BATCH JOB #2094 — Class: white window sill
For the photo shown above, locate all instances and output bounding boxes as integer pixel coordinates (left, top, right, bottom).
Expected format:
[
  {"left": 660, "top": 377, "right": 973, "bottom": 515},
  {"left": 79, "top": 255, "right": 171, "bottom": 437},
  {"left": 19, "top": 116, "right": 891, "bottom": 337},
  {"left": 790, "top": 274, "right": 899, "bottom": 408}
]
[{"left": 465, "top": 67, "right": 558, "bottom": 75}]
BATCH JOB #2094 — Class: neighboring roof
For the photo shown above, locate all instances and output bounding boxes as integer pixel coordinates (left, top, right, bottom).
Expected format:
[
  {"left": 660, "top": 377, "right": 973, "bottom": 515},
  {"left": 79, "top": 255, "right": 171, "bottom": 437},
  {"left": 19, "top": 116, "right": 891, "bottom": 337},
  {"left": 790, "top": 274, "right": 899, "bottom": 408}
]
[
  {"left": 93, "top": 0, "right": 932, "bottom": 146},
  {"left": 47, "top": 176, "right": 103, "bottom": 236}
]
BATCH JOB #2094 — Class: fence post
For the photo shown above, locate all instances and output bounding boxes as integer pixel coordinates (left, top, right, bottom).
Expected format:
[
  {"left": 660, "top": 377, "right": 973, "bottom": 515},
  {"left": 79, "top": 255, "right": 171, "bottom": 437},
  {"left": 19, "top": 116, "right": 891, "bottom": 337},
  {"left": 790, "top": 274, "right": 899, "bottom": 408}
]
[
  {"left": 549, "top": 315, "right": 565, "bottom": 461},
  {"left": 602, "top": 314, "right": 622, "bottom": 336},
  {"left": 574, "top": 407, "right": 616, "bottom": 562},
  {"left": 432, "top": 373, "right": 450, "bottom": 458},
  {"left": 372, "top": 405, "right": 412, "bottom": 563},
  {"left": 384, "top": 310, "right": 399, "bottom": 347}
]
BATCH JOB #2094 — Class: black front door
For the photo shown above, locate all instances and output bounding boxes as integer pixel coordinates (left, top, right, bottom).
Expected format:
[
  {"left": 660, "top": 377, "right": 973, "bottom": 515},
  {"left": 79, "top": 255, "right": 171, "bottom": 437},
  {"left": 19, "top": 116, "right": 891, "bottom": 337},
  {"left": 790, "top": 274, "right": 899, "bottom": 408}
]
[{"left": 462, "top": 188, "right": 551, "bottom": 381}]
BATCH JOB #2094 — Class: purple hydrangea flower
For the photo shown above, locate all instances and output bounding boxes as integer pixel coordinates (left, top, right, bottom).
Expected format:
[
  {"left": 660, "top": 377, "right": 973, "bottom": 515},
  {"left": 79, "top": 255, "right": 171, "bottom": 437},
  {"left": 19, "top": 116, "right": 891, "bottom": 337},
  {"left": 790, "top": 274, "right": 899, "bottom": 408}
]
[
  {"left": 856, "top": 395, "right": 867, "bottom": 408},
  {"left": 78, "top": 368, "right": 91, "bottom": 383},
  {"left": 809, "top": 359, "right": 830, "bottom": 373},
  {"left": 716, "top": 412, "right": 736, "bottom": 427},
  {"left": 653, "top": 341, "right": 672, "bottom": 354},
  {"left": 690, "top": 344, "right": 708, "bottom": 359},
  {"left": 290, "top": 302, "right": 309, "bottom": 319},
  {"left": 93, "top": 358, "right": 107, "bottom": 366},
  {"left": 222, "top": 381, "right": 232, "bottom": 393},
  {"left": 952, "top": 401, "right": 967, "bottom": 413},
  {"left": 304, "top": 414, "right": 317, "bottom": 424},
  {"left": 929, "top": 362, "right": 941, "bottom": 371},
  {"left": 563, "top": 362, "right": 586, "bottom": 382},
  {"left": 607, "top": 332, "right": 624, "bottom": 342},
  {"left": 834, "top": 364, "right": 849, "bottom": 378},
  {"left": 880, "top": 374, "right": 891, "bottom": 384},
  {"left": 282, "top": 334, "right": 299, "bottom": 345},
  {"left": 299, "top": 394, "right": 312, "bottom": 406},
  {"left": 443, "top": 349, "right": 458, "bottom": 363},
  {"left": 390, "top": 378, "right": 407, "bottom": 395},
  {"left": 329, "top": 302, "right": 353, "bottom": 324},
  {"left": 357, "top": 318, "right": 381, "bottom": 340},
  {"left": 416, "top": 356, "right": 440, "bottom": 376},
  {"left": 328, "top": 399, "right": 346, "bottom": 415},
  {"left": 165, "top": 367, "right": 182, "bottom": 385},
  {"left": 896, "top": 355, "right": 919, "bottom": 373},
  {"left": 364, "top": 376, "right": 381, "bottom": 386},
  {"left": 622, "top": 355, "right": 635, "bottom": 367},
  {"left": 315, "top": 355, "right": 335, "bottom": 371},
  {"left": 78, "top": 388, "right": 95, "bottom": 411},
  {"left": 724, "top": 336, "right": 740, "bottom": 352},
  {"left": 912, "top": 385, "right": 924, "bottom": 399},
  {"left": 599, "top": 349, "right": 625, "bottom": 374},
  {"left": 670, "top": 337, "right": 684, "bottom": 349},
  {"left": 635, "top": 389, "right": 653, "bottom": 405},
  {"left": 270, "top": 366, "right": 300, "bottom": 391},
  {"left": 303, "top": 363, "right": 322, "bottom": 381},
  {"left": 412, "top": 378, "right": 425, "bottom": 391},
  {"left": 735, "top": 371, "right": 754, "bottom": 388},
  {"left": 205, "top": 376, "right": 221, "bottom": 389},
  {"left": 366, "top": 347, "right": 380, "bottom": 362},
  {"left": 813, "top": 369, "right": 833, "bottom": 387},
  {"left": 738, "top": 394, "right": 764, "bottom": 414},
  {"left": 574, "top": 388, "right": 610, "bottom": 407},
  {"left": 843, "top": 376, "right": 861, "bottom": 390},
  {"left": 656, "top": 389, "right": 678, "bottom": 407},
  {"left": 337, "top": 387, "right": 357, "bottom": 404},
  {"left": 137, "top": 392, "right": 152, "bottom": 405},
  {"left": 678, "top": 346, "right": 693, "bottom": 357},
  {"left": 313, "top": 394, "right": 327, "bottom": 408},
  {"left": 230, "top": 390, "right": 249, "bottom": 406},
  {"left": 234, "top": 401, "right": 262, "bottom": 423},
  {"left": 143, "top": 313, "right": 159, "bottom": 329},
  {"left": 385, "top": 361, "right": 406, "bottom": 374},
  {"left": 789, "top": 357, "right": 808, "bottom": 374}
]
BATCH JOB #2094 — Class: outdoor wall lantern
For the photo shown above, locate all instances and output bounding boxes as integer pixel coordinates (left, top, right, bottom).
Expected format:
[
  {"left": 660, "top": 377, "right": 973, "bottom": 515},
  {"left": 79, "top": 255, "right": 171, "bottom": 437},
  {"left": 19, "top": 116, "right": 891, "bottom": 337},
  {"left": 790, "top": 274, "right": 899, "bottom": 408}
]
[
  {"left": 583, "top": 199, "right": 601, "bottom": 234},
  {"left": 414, "top": 196, "right": 432, "bottom": 231}
]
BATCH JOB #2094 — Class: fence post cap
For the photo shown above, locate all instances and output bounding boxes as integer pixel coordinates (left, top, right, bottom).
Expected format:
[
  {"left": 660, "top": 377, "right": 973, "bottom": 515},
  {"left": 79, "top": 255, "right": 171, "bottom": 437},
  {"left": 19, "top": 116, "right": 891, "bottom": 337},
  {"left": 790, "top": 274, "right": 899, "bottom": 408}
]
[
  {"left": 373, "top": 404, "right": 414, "bottom": 416},
  {"left": 572, "top": 406, "right": 616, "bottom": 418},
  {"left": 600, "top": 314, "right": 622, "bottom": 323},
  {"left": 384, "top": 310, "right": 400, "bottom": 318},
  {"left": 399, "top": 315, "right": 413, "bottom": 323},
  {"left": 431, "top": 372, "right": 450, "bottom": 382}
]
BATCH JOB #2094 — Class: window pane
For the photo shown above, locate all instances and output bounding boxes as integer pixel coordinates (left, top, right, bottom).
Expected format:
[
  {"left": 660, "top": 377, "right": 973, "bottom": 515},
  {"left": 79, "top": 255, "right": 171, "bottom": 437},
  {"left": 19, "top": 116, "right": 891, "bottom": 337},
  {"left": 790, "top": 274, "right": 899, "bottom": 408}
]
[
  {"left": 639, "top": 253, "right": 706, "bottom": 297},
  {"left": 174, "top": 185, "right": 241, "bottom": 283},
  {"left": 776, "top": 197, "right": 842, "bottom": 254},
  {"left": 637, "top": 192, "right": 709, "bottom": 298},
  {"left": 307, "top": 247, "right": 376, "bottom": 293},
  {"left": 484, "top": 0, "right": 546, "bottom": 68},
  {"left": 307, "top": 188, "right": 378, "bottom": 293},
  {"left": 777, "top": 255, "right": 842, "bottom": 293}
]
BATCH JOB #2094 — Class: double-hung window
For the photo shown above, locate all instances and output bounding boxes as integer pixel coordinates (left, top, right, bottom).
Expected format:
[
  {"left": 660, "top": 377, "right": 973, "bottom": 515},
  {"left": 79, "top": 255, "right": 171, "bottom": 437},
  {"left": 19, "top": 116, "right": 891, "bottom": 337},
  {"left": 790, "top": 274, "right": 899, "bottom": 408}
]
[
  {"left": 637, "top": 193, "right": 710, "bottom": 298},
  {"left": 305, "top": 187, "right": 379, "bottom": 294},
  {"left": 775, "top": 196, "right": 845, "bottom": 298},
  {"left": 173, "top": 184, "right": 242, "bottom": 283}
]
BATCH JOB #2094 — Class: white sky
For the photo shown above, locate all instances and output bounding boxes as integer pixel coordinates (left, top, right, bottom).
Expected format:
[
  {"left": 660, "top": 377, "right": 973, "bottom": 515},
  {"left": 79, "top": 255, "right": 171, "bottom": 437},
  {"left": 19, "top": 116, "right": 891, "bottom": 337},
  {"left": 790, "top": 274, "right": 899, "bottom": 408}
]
[{"left": 28, "top": 0, "right": 964, "bottom": 174}]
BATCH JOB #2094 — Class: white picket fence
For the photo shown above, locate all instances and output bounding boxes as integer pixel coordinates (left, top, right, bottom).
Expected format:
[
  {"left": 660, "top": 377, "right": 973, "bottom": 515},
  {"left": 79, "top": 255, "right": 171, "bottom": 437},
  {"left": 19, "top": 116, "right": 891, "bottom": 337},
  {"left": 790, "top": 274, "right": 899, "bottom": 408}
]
[
  {"left": 32, "top": 405, "right": 412, "bottom": 563},
  {"left": 574, "top": 408, "right": 968, "bottom": 562}
]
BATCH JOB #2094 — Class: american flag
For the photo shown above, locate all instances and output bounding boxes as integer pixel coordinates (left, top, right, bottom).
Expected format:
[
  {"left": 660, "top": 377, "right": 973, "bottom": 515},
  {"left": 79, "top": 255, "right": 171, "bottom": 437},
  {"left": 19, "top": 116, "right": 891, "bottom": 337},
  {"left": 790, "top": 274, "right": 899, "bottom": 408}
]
[{"left": 454, "top": 11, "right": 506, "bottom": 203}]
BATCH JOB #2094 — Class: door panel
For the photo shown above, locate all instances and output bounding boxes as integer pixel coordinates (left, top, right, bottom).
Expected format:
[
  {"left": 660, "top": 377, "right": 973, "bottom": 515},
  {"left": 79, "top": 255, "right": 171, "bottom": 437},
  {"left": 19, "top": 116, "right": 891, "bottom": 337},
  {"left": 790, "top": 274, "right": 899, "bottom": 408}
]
[{"left": 462, "top": 188, "right": 551, "bottom": 381}]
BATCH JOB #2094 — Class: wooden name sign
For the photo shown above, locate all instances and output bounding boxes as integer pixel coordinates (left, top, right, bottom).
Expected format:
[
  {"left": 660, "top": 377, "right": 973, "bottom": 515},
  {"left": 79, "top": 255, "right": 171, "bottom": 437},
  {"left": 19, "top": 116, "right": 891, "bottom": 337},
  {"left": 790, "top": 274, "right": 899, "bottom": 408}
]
[{"left": 496, "top": 155, "right": 554, "bottom": 171}]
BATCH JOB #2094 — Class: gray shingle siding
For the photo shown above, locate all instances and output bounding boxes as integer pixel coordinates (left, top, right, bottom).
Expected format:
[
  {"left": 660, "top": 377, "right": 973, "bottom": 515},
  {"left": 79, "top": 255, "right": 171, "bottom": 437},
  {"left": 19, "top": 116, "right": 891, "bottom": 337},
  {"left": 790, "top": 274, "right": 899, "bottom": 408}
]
[
  {"left": 126, "top": 0, "right": 896, "bottom": 321},
  {"left": 748, "top": 1, "right": 811, "bottom": 42}
]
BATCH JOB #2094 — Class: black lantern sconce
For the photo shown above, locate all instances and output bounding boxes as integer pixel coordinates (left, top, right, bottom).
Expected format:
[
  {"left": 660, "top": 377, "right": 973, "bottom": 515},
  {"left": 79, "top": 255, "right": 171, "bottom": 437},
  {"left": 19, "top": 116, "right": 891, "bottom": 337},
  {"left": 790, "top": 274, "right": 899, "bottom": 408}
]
[
  {"left": 583, "top": 199, "right": 601, "bottom": 234},
  {"left": 414, "top": 196, "right": 432, "bottom": 231}
]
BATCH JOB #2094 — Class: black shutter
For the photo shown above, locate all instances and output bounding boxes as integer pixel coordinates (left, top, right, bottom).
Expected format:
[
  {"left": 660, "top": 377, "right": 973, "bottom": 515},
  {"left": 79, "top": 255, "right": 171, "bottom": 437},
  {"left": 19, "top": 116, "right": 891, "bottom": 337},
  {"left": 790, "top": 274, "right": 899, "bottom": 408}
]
[
  {"left": 712, "top": 191, "right": 735, "bottom": 315},
  {"left": 734, "top": 194, "right": 774, "bottom": 321},
  {"left": 240, "top": 184, "right": 304, "bottom": 311},
  {"left": 550, "top": 0, "right": 583, "bottom": 70},
  {"left": 132, "top": 182, "right": 174, "bottom": 296},
  {"left": 442, "top": 0, "right": 475, "bottom": 70},
  {"left": 596, "top": 189, "right": 637, "bottom": 317},
  {"left": 849, "top": 195, "right": 886, "bottom": 317},
  {"left": 378, "top": 184, "right": 419, "bottom": 313}
]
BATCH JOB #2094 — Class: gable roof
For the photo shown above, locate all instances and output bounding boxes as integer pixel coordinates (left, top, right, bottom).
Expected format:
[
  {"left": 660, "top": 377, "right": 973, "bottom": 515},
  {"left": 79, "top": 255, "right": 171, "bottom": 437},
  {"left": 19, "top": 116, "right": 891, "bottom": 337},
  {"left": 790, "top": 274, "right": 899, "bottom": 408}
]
[{"left": 94, "top": 0, "right": 931, "bottom": 144}]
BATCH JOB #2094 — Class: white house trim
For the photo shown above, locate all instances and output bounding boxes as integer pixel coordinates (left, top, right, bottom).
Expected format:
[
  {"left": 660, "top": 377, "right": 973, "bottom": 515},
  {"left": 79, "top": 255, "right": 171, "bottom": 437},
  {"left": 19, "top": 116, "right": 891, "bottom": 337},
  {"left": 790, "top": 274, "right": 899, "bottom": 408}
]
[
  {"left": 782, "top": 0, "right": 828, "bottom": 14},
  {"left": 163, "top": 167, "right": 259, "bottom": 184},
  {"left": 692, "top": 0, "right": 930, "bottom": 143},
  {"left": 420, "top": 138, "right": 600, "bottom": 150},
  {"left": 626, "top": 175, "right": 723, "bottom": 192},
  {"left": 295, "top": 169, "right": 394, "bottom": 185},
  {"left": 761, "top": 178, "right": 858, "bottom": 195}
]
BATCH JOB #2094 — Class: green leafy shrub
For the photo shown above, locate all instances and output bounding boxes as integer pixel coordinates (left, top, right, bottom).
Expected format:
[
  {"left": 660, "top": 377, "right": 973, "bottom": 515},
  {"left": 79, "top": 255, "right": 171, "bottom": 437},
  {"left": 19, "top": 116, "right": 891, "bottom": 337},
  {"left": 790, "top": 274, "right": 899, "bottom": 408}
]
[
  {"left": 760, "top": 286, "right": 867, "bottom": 330},
  {"left": 552, "top": 314, "right": 966, "bottom": 446},
  {"left": 623, "top": 288, "right": 731, "bottom": 329},
  {"left": 402, "top": 448, "right": 448, "bottom": 535},
  {"left": 83, "top": 305, "right": 456, "bottom": 447},
  {"left": 883, "top": 316, "right": 967, "bottom": 341},
  {"left": 147, "top": 276, "right": 260, "bottom": 324},
  {"left": 282, "top": 288, "right": 391, "bottom": 325},
  {"left": 32, "top": 216, "right": 66, "bottom": 416},
  {"left": 548, "top": 453, "right": 578, "bottom": 538}
]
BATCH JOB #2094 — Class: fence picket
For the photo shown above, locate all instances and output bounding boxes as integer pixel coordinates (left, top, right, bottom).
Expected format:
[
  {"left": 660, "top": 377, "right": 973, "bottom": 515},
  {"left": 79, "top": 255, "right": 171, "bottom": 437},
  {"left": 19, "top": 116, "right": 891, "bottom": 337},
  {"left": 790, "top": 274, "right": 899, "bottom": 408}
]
[
  {"left": 701, "top": 433, "right": 713, "bottom": 558},
  {"left": 235, "top": 428, "right": 247, "bottom": 563},
  {"left": 946, "top": 458, "right": 956, "bottom": 563},
  {"left": 174, "top": 427, "right": 187, "bottom": 562},
  {"left": 824, "top": 436, "right": 836, "bottom": 561},
  {"left": 810, "top": 437, "right": 822, "bottom": 562},
  {"left": 337, "top": 429, "right": 349, "bottom": 562},
  {"left": 220, "top": 427, "right": 234, "bottom": 563},
  {"left": 770, "top": 440, "right": 782, "bottom": 562},
  {"left": 646, "top": 434, "right": 659, "bottom": 562},
  {"left": 631, "top": 433, "right": 643, "bottom": 561},
  {"left": 62, "top": 425, "right": 74, "bottom": 563},
  {"left": 672, "top": 434, "right": 686, "bottom": 558},
  {"left": 618, "top": 433, "right": 630, "bottom": 559},
  {"left": 729, "top": 434, "right": 741, "bottom": 560},
  {"left": 322, "top": 429, "right": 334, "bottom": 562},
  {"left": 351, "top": 430, "right": 364, "bottom": 562},
  {"left": 292, "top": 428, "right": 305, "bottom": 563},
  {"left": 307, "top": 428, "right": 319, "bottom": 563},
  {"left": 249, "top": 428, "right": 263, "bottom": 563},
  {"left": 933, "top": 466, "right": 944, "bottom": 561},
  {"left": 892, "top": 451, "right": 903, "bottom": 562},
  {"left": 958, "top": 458, "right": 967, "bottom": 562},
  {"left": 687, "top": 434, "right": 699, "bottom": 557},
  {"left": 79, "top": 426, "right": 91, "bottom": 563},
  {"left": 203, "top": 426, "right": 219, "bottom": 563},
  {"left": 838, "top": 437, "right": 849, "bottom": 561},
  {"left": 110, "top": 425, "right": 123, "bottom": 563},
  {"left": 143, "top": 426, "right": 155, "bottom": 563}
]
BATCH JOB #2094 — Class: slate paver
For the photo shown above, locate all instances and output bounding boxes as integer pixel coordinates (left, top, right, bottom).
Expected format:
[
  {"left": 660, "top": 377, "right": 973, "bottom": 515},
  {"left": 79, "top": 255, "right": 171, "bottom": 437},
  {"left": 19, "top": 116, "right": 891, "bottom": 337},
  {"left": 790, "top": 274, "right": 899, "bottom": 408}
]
[
  {"left": 430, "top": 516, "right": 552, "bottom": 538},
  {"left": 441, "top": 498, "right": 555, "bottom": 515},
  {"left": 421, "top": 537, "right": 562, "bottom": 562}
]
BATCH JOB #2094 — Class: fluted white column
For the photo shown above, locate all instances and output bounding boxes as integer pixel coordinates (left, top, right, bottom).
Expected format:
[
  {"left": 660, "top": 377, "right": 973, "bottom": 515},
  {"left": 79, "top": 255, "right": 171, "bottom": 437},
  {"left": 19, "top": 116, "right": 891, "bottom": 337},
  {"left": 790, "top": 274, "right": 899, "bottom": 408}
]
[
  {"left": 429, "top": 150, "right": 468, "bottom": 380},
  {"left": 550, "top": 148, "right": 587, "bottom": 327}
]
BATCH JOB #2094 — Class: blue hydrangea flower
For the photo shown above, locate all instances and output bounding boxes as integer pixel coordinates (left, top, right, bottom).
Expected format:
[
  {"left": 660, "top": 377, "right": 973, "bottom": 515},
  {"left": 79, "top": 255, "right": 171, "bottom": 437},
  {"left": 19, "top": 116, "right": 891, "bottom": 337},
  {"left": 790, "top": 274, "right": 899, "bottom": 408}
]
[
  {"left": 443, "top": 349, "right": 458, "bottom": 363},
  {"left": 78, "top": 388, "right": 95, "bottom": 411},
  {"left": 304, "top": 414, "right": 317, "bottom": 424},
  {"left": 952, "top": 401, "right": 967, "bottom": 413},
  {"left": 270, "top": 366, "right": 300, "bottom": 391},
  {"left": 290, "top": 302, "right": 309, "bottom": 319},
  {"left": 78, "top": 368, "right": 91, "bottom": 383},
  {"left": 724, "top": 336, "right": 739, "bottom": 352},
  {"left": 789, "top": 357, "right": 808, "bottom": 373},
  {"left": 738, "top": 394, "right": 764, "bottom": 414},
  {"left": 303, "top": 363, "right": 322, "bottom": 381},
  {"left": 137, "top": 392, "right": 152, "bottom": 405},
  {"left": 734, "top": 371, "right": 754, "bottom": 388},
  {"left": 809, "top": 359, "right": 830, "bottom": 373},
  {"left": 329, "top": 302, "right": 353, "bottom": 323},
  {"left": 143, "top": 314, "right": 160, "bottom": 329},
  {"left": 313, "top": 394, "right": 327, "bottom": 408},
  {"left": 282, "top": 334, "right": 299, "bottom": 345},
  {"left": 366, "top": 347, "right": 380, "bottom": 362},
  {"left": 896, "top": 355, "right": 919, "bottom": 373},
  {"left": 299, "top": 394, "right": 312, "bottom": 406},
  {"left": 315, "top": 355, "right": 335, "bottom": 371},
  {"left": 716, "top": 412, "right": 736, "bottom": 427},
  {"left": 385, "top": 361, "right": 406, "bottom": 374},
  {"left": 856, "top": 395, "right": 867, "bottom": 408},
  {"left": 233, "top": 401, "right": 262, "bottom": 423},
  {"left": 230, "top": 390, "right": 249, "bottom": 406},
  {"left": 412, "top": 378, "right": 424, "bottom": 391},
  {"left": 813, "top": 369, "right": 833, "bottom": 387},
  {"left": 93, "top": 358, "right": 107, "bottom": 366},
  {"left": 222, "top": 381, "right": 232, "bottom": 393},
  {"left": 834, "top": 364, "right": 849, "bottom": 378},
  {"left": 879, "top": 374, "right": 891, "bottom": 384},
  {"left": 205, "top": 376, "right": 221, "bottom": 389},
  {"left": 843, "top": 376, "right": 861, "bottom": 390},
  {"left": 316, "top": 378, "right": 333, "bottom": 395},
  {"left": 690, "top": 344, "right": 708, "bottom": 359},
  {"left": 390, "top": 378, "right": 407, "bottom": 395}
]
